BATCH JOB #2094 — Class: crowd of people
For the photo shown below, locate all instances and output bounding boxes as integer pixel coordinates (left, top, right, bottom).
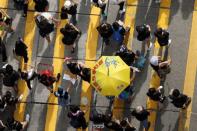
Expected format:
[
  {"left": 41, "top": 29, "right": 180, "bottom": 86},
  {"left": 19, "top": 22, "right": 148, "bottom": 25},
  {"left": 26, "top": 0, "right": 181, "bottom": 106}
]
[{"left": 0, "top": 0, "right": 192, "bottom": 131}]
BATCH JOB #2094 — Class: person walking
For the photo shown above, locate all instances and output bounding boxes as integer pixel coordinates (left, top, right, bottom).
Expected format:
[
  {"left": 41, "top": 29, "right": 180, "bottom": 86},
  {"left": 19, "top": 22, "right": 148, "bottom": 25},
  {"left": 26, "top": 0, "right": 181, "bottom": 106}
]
[
  {"left": 149, "top": 55, "right": 171, "bottom": 77},
  {"left": 0, "top": 64, "right": 20, "bottom": 95},
  {"left": 91, "top": 0, "right": 108, "bottom": 16},
  {"left": 6, "top": 114, "right": 30, "bottom": 131},
  {"left": 67, "top": 105, "right": 88, "bottom": 131},
  {"left": 154, "top": 27, "right": 171, "bottom": 47},
  {"left": 61, "top": 0, "right": 78, "bottom": 24},
  {"left": 35, "top": 12, "right": 60, "bottom": 43},
  {"left": 97, "top": 22, "right": 113, "bottom": 45},
  {"left": 131, "top": 106, "right": 150, "bottom": 131},
  {"left": 169, "top": 89, "right": 191, "bottom": 109},
  {"left": 136, "top": 24, "right": 152, "bottom": 50},
  {"left": 60, "top": 22, "right": 81, "bottom": 53},
  {"left": 147, "top": 86, "right": 166, "bottom": 103},
  {"left": 37, "top": 70, "right": 61, "bottom": 93},
  {"left": 0, "top": 37, "right": 7, "bottom": 62},
  {"left": 112, "top": 20, "right": 126, "bottom": 44},
  {"left": 13, "top": 37, "right": 28, "bottom": 64}
]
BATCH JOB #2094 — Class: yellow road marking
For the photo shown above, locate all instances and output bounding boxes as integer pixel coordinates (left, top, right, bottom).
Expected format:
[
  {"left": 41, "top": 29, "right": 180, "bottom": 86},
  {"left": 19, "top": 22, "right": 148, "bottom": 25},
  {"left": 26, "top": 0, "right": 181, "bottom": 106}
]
[
  {"left": 44, "top": 0, "right": 67, "bottom": 131},
  {"left": 113, "top": 0, "right": 138, "bottom": 120},
  {"left": 14, "top": 0, "right": 36, "bottom": 121},
  {"left": 147, "top": 0, "right": 171, "bottom": 131},
  {"left": 0, "top": 0, "right": 8, "bottom": 37},
  {"left": 178, "top": 1, "right": 197, "bottom": 130},
  {"left": 78, "top": 5, "right": 100, "bottom": 131}
]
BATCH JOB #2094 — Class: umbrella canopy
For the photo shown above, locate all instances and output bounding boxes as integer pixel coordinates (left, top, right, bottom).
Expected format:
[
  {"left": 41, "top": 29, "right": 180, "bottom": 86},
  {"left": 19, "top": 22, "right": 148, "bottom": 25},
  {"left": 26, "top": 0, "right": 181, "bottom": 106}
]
[{"left": 91, "top": 56, "right": 130, "bottom": 96}]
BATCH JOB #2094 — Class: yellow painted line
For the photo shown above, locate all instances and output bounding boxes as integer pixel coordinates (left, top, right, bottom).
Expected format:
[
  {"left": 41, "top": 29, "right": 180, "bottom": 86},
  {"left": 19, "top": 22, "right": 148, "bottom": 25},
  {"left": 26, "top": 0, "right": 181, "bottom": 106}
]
[
  {"left": 0, "top": 0, "right": 8, "bottom": 37},
  {"left": 147, "top": 0, "right": 171, "bottom": 131},
  {"left": 14, "top": 0, "right": 36, "bottom": 121},
  {"left": 44, "top": 0, "right": 67, "bottom": 131},
  {"left": 178, "top": 1, "right": 197, "bottom": 130},
  {"left": 113, "top": 0, "right": 138, "bottom": 120},
  {"left": 78, "top": 5, "right": 100, "bottom": 131}
]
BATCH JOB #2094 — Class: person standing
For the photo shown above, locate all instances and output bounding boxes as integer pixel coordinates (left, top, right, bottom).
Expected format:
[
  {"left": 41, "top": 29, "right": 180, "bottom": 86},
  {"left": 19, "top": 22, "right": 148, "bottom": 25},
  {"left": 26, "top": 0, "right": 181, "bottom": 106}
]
[{"left": 131, "top": 106, "right": 150, "bottom": 131}]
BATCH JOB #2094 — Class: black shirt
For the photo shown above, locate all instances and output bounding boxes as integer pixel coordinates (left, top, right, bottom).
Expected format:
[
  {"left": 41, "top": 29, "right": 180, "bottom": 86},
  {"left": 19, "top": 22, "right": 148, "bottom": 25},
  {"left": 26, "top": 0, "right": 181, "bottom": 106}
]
[
  {"left": 132, "top": 110, "right": 150, "bottom": 121},
  {"left": 1, "top": 69, "right": 20, "bottom": 87},
  {"left": 154, "top": 30, "right": 169, "bottom": 46},
  {"left": 136, "top": 25, "right": 150, "bottom": 41}
]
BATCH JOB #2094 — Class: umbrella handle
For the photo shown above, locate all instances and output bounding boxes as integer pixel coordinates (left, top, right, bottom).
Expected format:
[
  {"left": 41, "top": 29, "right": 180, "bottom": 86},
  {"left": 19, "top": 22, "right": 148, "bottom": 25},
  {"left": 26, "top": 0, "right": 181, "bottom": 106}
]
[{"left": 107, "top": 67, "right": 109, "bottom": 76}]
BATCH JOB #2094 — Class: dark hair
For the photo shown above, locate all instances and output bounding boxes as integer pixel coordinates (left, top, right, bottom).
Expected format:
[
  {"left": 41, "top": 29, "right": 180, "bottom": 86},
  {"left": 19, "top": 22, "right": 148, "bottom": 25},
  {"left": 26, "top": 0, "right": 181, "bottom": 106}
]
[
  {"left": 7, "top": 117, "right": 14, "bottom": 125},
  {"left": 120, "top": 119, "right": 127, "bottom": 127},
  {"left": 172, "top": 89, "right": 180, "bottom": 97},
  {"left": 112, "top": 22, "right": 120, "bottom": 31},
  {"left": 5, "top": 91, "right": 12, "bottom": 98},
  {"left": 70, "top": 105, "right": 80, "bottom": 113},
  {"left": 148, "top": 88, "right": 156, "bottom": 94},
  {"left": 5, "top": 65, "right": 13, "bottom": 74},
  {"left": 155, "top": 28, "right": 163, "bottom": 35}
]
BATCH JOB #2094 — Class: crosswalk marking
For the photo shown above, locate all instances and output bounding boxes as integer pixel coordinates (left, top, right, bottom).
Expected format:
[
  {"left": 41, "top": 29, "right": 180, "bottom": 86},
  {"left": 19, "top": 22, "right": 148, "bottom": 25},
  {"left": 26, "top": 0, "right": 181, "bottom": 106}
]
[
  {"left": 147, "top": 0, "right": 171, "bottom": 131},
  {"left": 178, "top": 0, "right": 197, "bottom": 130},
  {"left": 0, "top": 0, "right": 8, "bottom": 37},
  {"left": 14, "top": 0, "right": 36, "bottom": 121},
  {"left": 112, "top": 0, "right": 138, "bottom": 120},
  {"left": 44, "top": 0, "right": 67, "bottom": 130},
  {"left": 78, "top": 5, "right": 100, "bottom": 131}
]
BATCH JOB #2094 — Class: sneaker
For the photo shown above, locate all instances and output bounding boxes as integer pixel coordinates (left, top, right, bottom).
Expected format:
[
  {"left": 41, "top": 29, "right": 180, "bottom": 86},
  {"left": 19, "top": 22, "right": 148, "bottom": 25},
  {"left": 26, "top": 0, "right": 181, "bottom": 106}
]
[
  {"left": 119, "top": 8, "right": 125, "bottom": 14},
  {"left": 155, "top": 0, "right": 161, "bottom": 3},
  {"left": 167, "top": 39, "right": 172, "bottom": 47},
  {"left": 56, "top": 73, "right": 61, "bottom": 82},
  {"left": 182, "top": 97, "right": 191, "bottom": 109},
  {"left": 147, "top": 42, "right": 153, "bottom": 50},
  {"left": 71, "top": 47, "right": 75, "bottom": 53},
  {"left": 18, "top": 94, "right": 23, "bottom": 102},
  {"left": 25, "top": 114, "right": 30, "bottom": 122}
]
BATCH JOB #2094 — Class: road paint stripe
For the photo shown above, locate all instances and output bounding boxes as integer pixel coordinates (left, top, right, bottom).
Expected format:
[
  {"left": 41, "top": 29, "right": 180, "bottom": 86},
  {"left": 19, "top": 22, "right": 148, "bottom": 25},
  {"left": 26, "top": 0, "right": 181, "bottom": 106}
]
[
  {"left": 78, "top": 5, "right": 100, "bottom": 131},
  {"left": 147, "top": 0, "right": 171, "bottom": 131},
  {"left": 112, "top": 0, "right": 138, "bottom": 120},
  {"left": 0, "top": 0, "right": 8, "bottom": 37},
  {"left": 44, "top": 0, "right": 67, "bottom": 131},
  {"left": 14, "top": 0, "right": 36, "bottom": 121},
  {"left": 178, "top": 1, "right": 197, "bottom": 131}
]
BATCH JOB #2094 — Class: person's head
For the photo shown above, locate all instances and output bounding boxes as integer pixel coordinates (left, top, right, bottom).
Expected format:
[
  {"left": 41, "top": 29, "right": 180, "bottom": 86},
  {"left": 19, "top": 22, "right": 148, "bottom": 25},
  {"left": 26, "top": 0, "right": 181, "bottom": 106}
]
[
  {"left": 148, "top": 88, "right": 156, "bottom": 94},
  {"left": 39, "top": 74, "right": 47, "bottom": 81},
  {"left": 5, "top": 91, "right": 12, "bottom": 99},
  {"left": 135, "top": 106, "right": 144, "bottom": 113},
  {"left": 81, "top": 68, "right": 90, "bottom": 76},
  {"left": 21, "top": 72, "right": 28, "bottom": 80},
  {"left": 136, "top": 25, "right": 146, "bottom": 33},
  {"left": 112, "top": 22, "right": 120, "bottom": 31},
  {"left": 64, "top": 0, "right": 72, "bottom": 9},
  {"left": 67, "top": 62, "right": 78, "bottom": 70},
  {"left": 57, "top": 87, "right": 64, "bottom": 95},
  {"left": 155, "top": 28, "right": 163, "bottom": 35},
  {"left": 120, "top": 119, "right": 127, "bottom": 128},
  {"left": 169, "top": 89, "right": 180, "bottom": 99},
  {"left": 70, "top": 105, "right": 80, "bottom": 113},
  {"left": 5, "top": 64, "right": 13, "bottom": 74}
]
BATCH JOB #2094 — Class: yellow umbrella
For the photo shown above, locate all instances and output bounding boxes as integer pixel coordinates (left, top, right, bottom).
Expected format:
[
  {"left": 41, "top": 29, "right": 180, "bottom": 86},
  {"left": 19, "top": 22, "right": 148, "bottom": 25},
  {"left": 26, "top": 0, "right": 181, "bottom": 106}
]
[{"left": 91, "top": 56, "right": 130, "bottom": 96}]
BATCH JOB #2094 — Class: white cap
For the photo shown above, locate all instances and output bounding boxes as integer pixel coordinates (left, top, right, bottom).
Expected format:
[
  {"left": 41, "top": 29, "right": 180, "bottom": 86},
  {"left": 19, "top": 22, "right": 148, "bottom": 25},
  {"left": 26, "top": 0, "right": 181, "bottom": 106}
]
[
  {"left": 150, "top": 56, "right": 159, "bottom": 66},
  {"left": 64, "top": 0, "right": 72, "bottom": 9},
  {"left": 136, "top": 106, "right": 143, "bottom": 113}
]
